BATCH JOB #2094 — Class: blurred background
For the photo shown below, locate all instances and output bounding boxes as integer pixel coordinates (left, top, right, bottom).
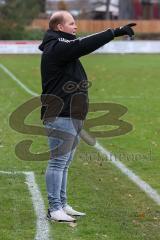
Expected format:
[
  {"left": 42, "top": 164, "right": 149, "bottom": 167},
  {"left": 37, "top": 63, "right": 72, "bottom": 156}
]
[{"left": 0, "top": 0, "right": 160, "bottom": 40}]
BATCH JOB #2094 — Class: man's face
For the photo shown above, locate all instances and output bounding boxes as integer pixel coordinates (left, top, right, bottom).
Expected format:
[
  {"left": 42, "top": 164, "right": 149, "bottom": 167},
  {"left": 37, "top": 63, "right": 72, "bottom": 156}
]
[{"left": 58, "top": 13, "right": 77, "bottom": 35}]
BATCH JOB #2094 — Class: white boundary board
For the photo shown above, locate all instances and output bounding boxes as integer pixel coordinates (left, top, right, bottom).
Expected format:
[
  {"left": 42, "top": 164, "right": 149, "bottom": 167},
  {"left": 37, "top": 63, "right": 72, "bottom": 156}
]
[{"left": 0, "top": 40, "right": 160, "bottom": 54}]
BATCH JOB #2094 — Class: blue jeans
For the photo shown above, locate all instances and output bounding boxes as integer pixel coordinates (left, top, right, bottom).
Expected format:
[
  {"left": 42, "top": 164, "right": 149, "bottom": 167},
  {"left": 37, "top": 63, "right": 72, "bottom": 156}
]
[{"left": 44, "top": 117, "right": 83, "bottom": 211}]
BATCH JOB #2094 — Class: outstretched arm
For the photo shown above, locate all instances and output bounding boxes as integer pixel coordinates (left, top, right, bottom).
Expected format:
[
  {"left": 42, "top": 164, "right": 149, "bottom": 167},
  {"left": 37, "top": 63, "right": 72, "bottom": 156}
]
[{"left": 54, "top": 23, "right": 136, "bottom": 62}]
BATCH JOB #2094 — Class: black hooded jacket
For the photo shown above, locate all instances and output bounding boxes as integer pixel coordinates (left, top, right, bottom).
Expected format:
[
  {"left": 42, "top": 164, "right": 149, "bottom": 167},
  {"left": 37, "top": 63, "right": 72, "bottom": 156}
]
[{"left": 39, "top": 29, "right": 114, "bottom": 121}]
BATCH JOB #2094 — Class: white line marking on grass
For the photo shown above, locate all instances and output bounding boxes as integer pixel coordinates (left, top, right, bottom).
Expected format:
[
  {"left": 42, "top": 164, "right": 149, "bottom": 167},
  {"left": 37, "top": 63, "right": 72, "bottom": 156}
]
[
  {"left": 25, "top": 172, "right": 50, "bottom": 240},
  {"left": 1, "top": 65, "right": 160, "bottom": 207},
  {"left": 0, "top": 171, "right": 50, "bottom": 240},
  {"left": 0, "top": 64, "right": 38, "bottom": 97},
  {"left": 95, "top": 143, "right": 160, "bottom": 206}
]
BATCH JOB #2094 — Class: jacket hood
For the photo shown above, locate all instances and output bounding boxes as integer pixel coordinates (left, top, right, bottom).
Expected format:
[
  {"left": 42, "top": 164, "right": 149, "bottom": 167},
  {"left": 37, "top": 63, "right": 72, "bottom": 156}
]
[{"left": 39, "top": 29, "right": 76, "bottom": 51}]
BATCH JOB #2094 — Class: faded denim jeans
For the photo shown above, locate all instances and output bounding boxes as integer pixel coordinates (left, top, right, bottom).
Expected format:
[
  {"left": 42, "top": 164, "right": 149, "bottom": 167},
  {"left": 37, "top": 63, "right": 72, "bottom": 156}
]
[{"left": 44, "top": 117, "right": 83, "bottom": 211}]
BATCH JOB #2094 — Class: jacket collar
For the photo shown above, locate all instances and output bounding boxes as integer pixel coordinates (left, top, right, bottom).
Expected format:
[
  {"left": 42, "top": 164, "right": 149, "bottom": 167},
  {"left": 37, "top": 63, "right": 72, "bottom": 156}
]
[
  {"left": 47, "top": 29, "right": 76, "bottom": 40},
  {"left": 39, "top": 29, "right": 77, "bottom": 51}
]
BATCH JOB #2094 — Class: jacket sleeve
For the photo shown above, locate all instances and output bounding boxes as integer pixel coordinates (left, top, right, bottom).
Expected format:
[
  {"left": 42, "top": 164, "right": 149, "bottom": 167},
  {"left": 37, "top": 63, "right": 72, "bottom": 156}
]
[{"left": 54, "top": 29, "right": 114, "bottom": 62}]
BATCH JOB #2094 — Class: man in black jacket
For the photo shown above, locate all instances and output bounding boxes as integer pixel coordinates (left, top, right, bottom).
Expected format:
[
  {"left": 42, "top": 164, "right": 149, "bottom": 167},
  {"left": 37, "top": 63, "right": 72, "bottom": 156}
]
[{"left": 39, "top": 11, "right": 136, "bottom": 222}]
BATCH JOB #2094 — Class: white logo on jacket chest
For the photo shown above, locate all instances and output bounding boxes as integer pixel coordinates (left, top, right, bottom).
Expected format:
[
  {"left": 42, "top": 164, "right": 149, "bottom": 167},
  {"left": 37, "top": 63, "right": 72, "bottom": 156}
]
[{"left": 58, "top": 38, "right": 70, "bottom": 43}]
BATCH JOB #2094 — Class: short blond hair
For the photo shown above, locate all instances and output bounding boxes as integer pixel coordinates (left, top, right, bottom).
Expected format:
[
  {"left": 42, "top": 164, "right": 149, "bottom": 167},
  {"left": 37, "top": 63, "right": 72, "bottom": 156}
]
[{"left": 49, "top": 11, "right": 69, "bottom": 30}]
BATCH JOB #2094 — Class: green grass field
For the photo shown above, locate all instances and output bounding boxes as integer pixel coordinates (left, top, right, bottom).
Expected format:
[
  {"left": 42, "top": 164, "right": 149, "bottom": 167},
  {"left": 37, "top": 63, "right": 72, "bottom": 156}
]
[{"left": 0, "top": 54, "right": 160, "bottom": 240}]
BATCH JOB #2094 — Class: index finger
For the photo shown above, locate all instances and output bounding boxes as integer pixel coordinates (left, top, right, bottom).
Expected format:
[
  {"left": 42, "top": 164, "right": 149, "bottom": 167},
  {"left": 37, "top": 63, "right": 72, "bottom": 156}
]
[{"left": 127, "top": 23, "right": 137, "bottom": 27}]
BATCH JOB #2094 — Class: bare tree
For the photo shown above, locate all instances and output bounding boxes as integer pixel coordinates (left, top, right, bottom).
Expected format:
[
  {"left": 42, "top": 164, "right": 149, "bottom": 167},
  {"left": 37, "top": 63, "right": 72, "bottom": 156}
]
[
  {"left": 141, "top": 0, "right": 153, "bottom": 19},
  {"left": 119, "top": 0, "right": 134, "bottom": 19},
  {"left": 57, "top": 0, "right": 68, "bottom": 11},
  {"left": 105, "top": 0, "right": 110, "bottom": 19}
]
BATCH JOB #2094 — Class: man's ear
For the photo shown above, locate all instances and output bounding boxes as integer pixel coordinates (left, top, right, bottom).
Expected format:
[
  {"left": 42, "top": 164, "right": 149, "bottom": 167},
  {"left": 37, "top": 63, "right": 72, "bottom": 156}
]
[{"left": 57, "top": 24, "right": 63, "bottom": 31}]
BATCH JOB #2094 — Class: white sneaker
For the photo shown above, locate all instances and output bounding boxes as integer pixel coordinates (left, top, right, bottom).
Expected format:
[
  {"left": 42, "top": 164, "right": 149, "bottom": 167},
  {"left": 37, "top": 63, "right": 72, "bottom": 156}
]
[
  {"left": 47, "top": 208, "right": 76, "bottom": 222},
  {"left": 63, "top": 205, "right": 86, "bottom": 216}
]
